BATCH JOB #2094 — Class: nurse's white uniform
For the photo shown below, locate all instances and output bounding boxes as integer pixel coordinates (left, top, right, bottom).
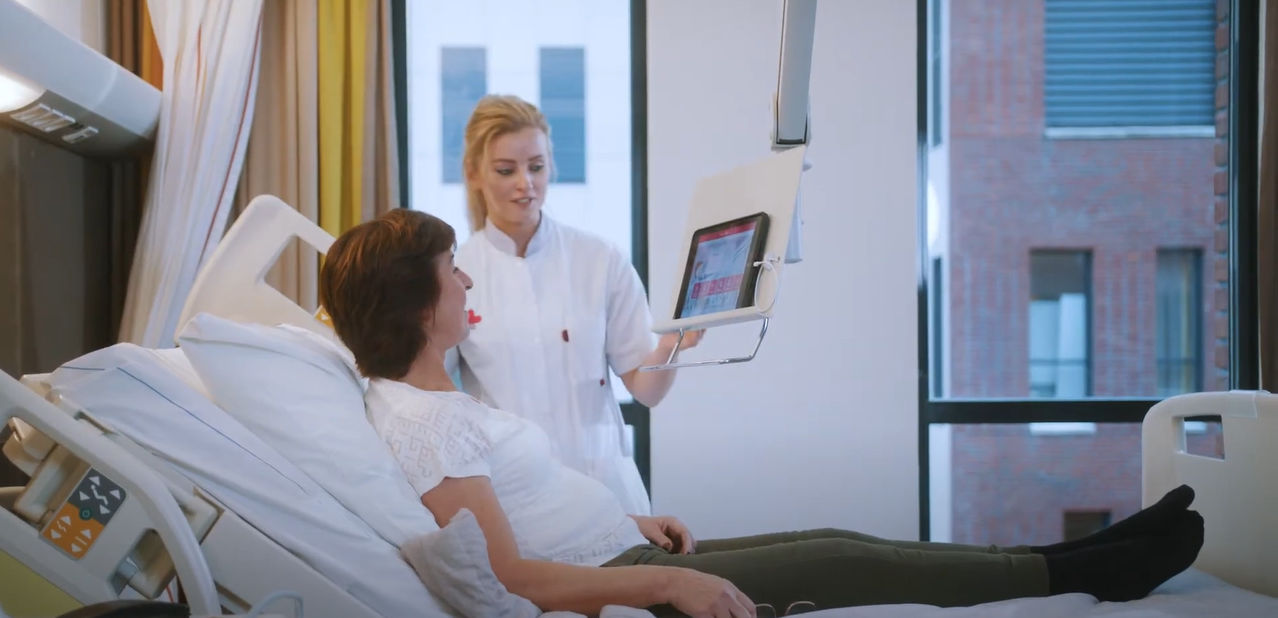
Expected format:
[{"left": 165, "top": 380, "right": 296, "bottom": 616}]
[{"left": 445, "top": 214, "right": 656, "bottom": 516}]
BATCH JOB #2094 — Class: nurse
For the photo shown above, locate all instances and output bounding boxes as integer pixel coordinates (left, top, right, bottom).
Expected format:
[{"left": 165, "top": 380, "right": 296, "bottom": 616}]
[{"left": 445, "top": 94, "right": 702, "bottom": 516}]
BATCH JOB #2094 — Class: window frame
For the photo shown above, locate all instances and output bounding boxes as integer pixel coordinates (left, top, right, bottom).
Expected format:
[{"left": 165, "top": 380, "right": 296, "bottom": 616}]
[
  {"left": 914, "top": 0, "right": 1262, "bottom": 541},
  {"left": 621, "top": 0, "right": 653, "bottom": 495}
]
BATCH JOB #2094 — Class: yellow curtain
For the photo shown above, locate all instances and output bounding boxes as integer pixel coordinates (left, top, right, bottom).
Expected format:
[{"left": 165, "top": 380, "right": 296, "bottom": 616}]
[{"left": 317, "top": 0, "right": 399, "bottom": 238}]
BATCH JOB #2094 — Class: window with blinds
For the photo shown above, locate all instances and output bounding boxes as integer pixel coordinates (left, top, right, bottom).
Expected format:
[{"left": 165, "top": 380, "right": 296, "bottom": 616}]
[{"left": 1044, "top": 0, "right": 1216, "bottom": 128}]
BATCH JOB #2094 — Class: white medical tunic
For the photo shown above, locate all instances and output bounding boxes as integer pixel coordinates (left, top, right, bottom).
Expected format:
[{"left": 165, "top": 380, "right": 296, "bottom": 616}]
[{"left": 447, "top": 214, "right": 656, "bottom": 516}]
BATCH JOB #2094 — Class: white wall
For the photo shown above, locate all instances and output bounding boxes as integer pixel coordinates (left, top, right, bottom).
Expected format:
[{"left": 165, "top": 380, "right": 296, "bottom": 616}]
[
  {"left": 12, "top": 0, "right": 106, "bottom": 54},
  {"left": 646, "top": 0, "right": 920, "bottom": 540}
]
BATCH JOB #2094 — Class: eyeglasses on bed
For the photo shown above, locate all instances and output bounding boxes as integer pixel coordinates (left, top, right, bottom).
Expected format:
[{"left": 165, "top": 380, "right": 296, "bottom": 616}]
[{"left": 754, "top": 600, "right": 817, "bottom": 617}]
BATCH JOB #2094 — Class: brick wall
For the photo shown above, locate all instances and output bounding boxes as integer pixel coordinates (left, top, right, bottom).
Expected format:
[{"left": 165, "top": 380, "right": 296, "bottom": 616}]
[
  {"left": 945, "top": 0, "right": 1229, "bottom": 546},
  {"left": 1213, "top": 0, "right": 1232, "bottom": 391}
]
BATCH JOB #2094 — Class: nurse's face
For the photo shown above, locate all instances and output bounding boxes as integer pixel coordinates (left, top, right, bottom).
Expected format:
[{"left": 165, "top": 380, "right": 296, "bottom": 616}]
[
  {"left": 471, "top": 127, "right": 551, "bottom": 230},
  {"left": 427, "top": 250, "right": 475, "bottom": 350}
]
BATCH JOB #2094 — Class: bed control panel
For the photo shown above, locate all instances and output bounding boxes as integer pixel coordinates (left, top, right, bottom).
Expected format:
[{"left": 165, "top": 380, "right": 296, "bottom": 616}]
[{"left": 41, "top": 467, "right": 127, "bottom": 560}]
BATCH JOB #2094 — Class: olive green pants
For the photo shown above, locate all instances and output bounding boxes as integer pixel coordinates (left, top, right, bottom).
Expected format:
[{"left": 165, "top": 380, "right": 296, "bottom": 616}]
[{"left": 602, "top": 528, "right": 1049, "bottom": 616}]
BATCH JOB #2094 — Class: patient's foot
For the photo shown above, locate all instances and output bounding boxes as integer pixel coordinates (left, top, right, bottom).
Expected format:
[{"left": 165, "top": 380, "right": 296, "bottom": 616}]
[
  {"left": 1045, "top": 509, "right": 1205, "bottom": 602},
  {"left": 1032, "top": 485, "right": 1195, "bottom": 556}
]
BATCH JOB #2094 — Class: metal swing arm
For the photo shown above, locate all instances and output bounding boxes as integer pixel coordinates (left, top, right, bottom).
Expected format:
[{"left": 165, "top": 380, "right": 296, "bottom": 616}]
[{"left": 637, "top": 318, "right": 770, "bottom": 372}]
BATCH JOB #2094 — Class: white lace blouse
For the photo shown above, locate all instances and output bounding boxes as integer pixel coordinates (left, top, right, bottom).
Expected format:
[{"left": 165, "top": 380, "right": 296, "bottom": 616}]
[{"left": 364, "top": 378, "right": 649, "bottom": 566}]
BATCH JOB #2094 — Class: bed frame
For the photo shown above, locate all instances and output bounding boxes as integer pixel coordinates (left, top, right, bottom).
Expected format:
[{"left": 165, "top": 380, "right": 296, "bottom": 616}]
[{"left": 0, "top": 195, "right": 1274, "bottom": 617}]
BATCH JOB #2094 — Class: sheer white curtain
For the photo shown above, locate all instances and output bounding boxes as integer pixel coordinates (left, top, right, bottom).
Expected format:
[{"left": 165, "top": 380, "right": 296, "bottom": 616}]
[{"left": 118, "top": 0, "right": 266, "bottom": 348}]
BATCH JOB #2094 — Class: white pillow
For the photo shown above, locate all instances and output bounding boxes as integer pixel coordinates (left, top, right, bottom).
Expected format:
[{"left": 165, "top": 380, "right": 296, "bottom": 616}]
[
  {"left": 44, "top": 343, "right": 456, "bottom": 618},
  {"left": 177, "top": 312, "right": 440, "bottom": 546},
  {"left": 401, "top": 508, "right": 541, "bottom": 618}
]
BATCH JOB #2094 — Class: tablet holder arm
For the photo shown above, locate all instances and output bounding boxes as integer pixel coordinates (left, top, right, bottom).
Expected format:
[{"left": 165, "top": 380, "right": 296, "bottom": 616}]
[{"left": 638, "top": 254, "right": 782, "bottom": 372}]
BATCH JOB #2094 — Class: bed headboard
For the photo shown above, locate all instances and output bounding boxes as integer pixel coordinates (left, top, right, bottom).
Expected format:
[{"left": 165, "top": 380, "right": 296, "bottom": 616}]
[
  {"left": 177, "top": 195, "right": 336, "bottom": 342},
  {"left": 1142, "top": 389, "right": 1278, "bottom": 598}
]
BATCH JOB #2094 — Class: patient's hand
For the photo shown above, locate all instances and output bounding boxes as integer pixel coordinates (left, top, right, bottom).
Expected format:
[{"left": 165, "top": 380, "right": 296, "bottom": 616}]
[{"left": 632, "top": 515, "right": 697, "bottom": 554}]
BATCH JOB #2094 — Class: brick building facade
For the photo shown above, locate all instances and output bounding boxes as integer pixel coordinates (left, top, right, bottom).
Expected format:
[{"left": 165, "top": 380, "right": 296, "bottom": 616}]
[{"left": 936, "top": 0, "right": 1230, "bottom": 546}]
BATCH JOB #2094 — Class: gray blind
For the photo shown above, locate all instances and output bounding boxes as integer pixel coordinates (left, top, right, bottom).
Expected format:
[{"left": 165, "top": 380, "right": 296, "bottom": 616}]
[{"left": 1044, "top": 0, "right": 1216, "bottom": 128}]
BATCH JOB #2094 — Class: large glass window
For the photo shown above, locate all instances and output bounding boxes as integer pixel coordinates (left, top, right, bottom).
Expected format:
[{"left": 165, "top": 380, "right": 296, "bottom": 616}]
[
  {"left": 406, "top": 0, "right": 648, "bottom": 483},
  {"left": 921, "top": 0, "right": 1256, "bottom": 545}
]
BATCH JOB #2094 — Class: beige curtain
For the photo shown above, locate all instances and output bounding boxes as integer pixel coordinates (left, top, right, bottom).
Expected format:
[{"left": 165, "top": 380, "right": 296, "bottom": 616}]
[
  {"left": 231, "top": 0, "right": 400, "bottom": 313},
  {"left": 231, "top": 0, "right": 321, "bottom": 312},
  {"left": 1260, "top": 0, "right": 1277, "bottom": 389},
  {"left": 364, "top": 0, "right": 401, "bottom": 221}
]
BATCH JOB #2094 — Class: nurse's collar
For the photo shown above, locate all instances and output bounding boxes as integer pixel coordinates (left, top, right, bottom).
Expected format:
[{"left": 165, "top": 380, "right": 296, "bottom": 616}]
[{"left": 484, "top": 215, "right": 552, "bottom": 257}]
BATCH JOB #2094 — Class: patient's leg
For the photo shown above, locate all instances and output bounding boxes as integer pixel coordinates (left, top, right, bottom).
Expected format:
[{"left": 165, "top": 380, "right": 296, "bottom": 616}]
[
  {"left": 694, "top": 528, "right": 1029, "bottom": 555},
  {"left": 611, "top": 535, "right": 1050, "bottom": 615},
  {"left": 604, "top": 510, "right": 1204, "bottom": 616}
]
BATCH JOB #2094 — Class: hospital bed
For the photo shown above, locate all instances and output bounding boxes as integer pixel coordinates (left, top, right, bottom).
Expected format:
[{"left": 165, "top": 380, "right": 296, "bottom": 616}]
[{"left": 0, "top": 195, "right": 1276, "bottom": 618}]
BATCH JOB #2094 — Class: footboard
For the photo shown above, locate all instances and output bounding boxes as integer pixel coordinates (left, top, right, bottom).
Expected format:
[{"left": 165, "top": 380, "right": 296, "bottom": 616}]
[{"left": 1142, "top": 389, "right": 1278, "bottom": 598}]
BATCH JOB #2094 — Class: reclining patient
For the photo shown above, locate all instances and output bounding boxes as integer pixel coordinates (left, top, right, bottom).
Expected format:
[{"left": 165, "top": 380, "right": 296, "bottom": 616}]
[{"left": 317, "top": 209, "right": 1205, "bottom": 618}]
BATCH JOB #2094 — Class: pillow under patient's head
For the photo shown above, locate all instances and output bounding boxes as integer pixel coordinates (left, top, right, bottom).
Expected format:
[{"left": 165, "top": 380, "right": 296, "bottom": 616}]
[{"left": 178, "top": 312, "right": 440, "bottom": 546}]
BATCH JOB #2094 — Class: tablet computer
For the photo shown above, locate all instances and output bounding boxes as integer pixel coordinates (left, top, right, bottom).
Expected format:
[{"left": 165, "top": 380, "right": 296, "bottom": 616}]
[{"left": 674, "top": 212, "right": 771, "bottom": 320}]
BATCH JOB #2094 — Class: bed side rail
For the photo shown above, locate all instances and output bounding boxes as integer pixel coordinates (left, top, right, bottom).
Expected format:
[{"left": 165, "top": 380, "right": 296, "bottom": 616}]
[{"left": 0, "top": 370, "right": 222, "bottom": 616}]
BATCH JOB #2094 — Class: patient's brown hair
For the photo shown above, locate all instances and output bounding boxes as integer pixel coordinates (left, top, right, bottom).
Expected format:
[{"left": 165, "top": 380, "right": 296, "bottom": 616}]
[{"left": 318, "top": 209, "right": 457, "bottom": 380}]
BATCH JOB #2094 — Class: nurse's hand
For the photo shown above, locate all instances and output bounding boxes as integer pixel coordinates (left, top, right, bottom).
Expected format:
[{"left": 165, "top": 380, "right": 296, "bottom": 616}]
[
  {"left": 632, "top": 515, "right": 697, "bottom": 554},
  {"left": 659, "top": 329, "right": 706, "bottom": 355}
]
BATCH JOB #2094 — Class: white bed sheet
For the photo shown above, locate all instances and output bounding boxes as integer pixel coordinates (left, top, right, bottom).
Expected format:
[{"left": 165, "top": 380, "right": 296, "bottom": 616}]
[
  {"left": 795, "top": 569, "right": 1278, "bottom": 618},
  {"left": 43, "top": 343, "right": 459, "bottom": 618}
]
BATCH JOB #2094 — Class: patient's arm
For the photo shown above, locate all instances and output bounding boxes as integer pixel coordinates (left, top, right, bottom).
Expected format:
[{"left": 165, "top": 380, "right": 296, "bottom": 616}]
[{"left": 421, "top": 476, "right": 673, "bottom": 615}]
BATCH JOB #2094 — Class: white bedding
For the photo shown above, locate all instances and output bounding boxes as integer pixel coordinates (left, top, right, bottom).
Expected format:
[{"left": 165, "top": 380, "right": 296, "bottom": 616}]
[
  {"left": 44, "top": 343, "right": 459, "bottom": 618},
  {"left": 796, "top": 569, "right": 1278, "bottom": 618}
]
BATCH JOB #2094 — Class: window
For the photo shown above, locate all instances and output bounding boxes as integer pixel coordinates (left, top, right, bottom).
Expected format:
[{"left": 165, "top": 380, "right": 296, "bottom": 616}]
[
  {"left": 1063, "top": 511, "right": 1112, "bottom": 542},
  {"left": 920, "top": 0, "right": 1259, "bottom": 546},
  {"left": 539, "top": 47, "right": 587, "bottom": 184},
  {"left": 440, "top": 47, "right": 487, "bottom": 184},
  {"left": 1029, "top": 251, "right": 1091, "bottom": 399},
  {"left": 1156, "top": 249, "right": 1203, "bottom": 396},
  {"left": 407, "top": 0, "right": 647, "bottom": 488},
  {"left": 1044, "top": 0, "right": 1217, "bottom": 130}
]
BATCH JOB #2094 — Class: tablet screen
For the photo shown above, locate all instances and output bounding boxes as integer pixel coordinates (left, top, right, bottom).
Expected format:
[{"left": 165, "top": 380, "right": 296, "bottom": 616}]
[{"left": 679, "top": 220, "right": 762, "bottom": 319}]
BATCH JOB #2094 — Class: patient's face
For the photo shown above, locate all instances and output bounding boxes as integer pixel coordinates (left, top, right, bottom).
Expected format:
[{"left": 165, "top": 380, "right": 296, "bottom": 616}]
[
  {"left": 428, "top": 251, "right": 474, "bottom": 350},
  {"left": 471, "top": 127, "right": 550, "bottom": 230}
]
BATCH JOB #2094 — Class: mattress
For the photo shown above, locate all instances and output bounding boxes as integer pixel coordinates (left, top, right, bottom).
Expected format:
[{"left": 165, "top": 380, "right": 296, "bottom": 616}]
[
  {"left": 43, "top": 343, "right": 457, "bottom": 618},
  {"left": 796, "top": 568, "right": 1278, "bottom": 617}
]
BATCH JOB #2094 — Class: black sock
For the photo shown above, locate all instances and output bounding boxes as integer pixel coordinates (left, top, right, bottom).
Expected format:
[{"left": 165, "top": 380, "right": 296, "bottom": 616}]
[
  {"left": 1044, "top": 510, "right": 1205, "bottom": 602},
  {"left": 1032, "top": 485, "right": 1195, "bottom": 555}
]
